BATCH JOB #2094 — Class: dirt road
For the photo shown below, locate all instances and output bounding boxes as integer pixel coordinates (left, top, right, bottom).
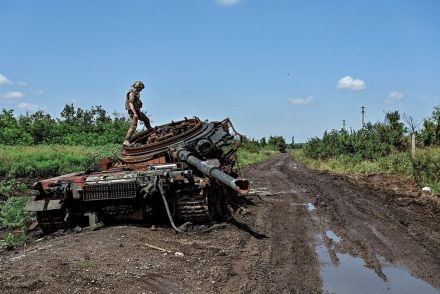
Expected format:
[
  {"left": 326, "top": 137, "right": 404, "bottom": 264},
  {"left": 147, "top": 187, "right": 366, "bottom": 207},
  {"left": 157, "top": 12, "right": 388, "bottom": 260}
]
[{"left": 1, "top": 154, "right": 440, "bottom": 293}]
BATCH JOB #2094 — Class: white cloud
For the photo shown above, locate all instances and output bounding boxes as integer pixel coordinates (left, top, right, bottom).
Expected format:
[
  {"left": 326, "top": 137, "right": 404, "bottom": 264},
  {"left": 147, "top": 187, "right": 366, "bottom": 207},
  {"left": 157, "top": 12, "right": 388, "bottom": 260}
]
[
  {"left": 17, "top": 102, "right": 46, "bottom": 112},
  {"left": 337, "top": 76, "right": 366, "bottom": 91},
  {"left": 288, "top": 96, "right": 315, "bottom": 106},
  {"left": 0, "top": 74, "right": 13, "bottom": 86},
  {"left": 17, "top": 81, "right": 28, "bottom": 87},
  {"left": 216, "top": 0, "right": 241, "bottom": 6},
  {"left": 3, "top": 91, "right": 24, "bottom": 99},
  {"left": 385, "top": 91, "right": 404, "bottom": 104}
]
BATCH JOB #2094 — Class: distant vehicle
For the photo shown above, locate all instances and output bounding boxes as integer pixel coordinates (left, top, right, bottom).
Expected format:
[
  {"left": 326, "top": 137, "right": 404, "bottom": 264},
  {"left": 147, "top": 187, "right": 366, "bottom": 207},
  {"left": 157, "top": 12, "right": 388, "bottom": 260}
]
[{"left": 278, "top": 143, "right": 287, "bottom": 153}]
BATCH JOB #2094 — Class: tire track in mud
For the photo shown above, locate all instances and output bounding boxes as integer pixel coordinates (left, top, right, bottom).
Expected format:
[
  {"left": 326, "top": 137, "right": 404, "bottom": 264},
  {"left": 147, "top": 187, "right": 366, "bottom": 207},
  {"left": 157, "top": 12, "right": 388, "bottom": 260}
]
[
  {"left": 221, "top": 155, "right": 322, "bottom": 293},
  {"left": 225, "top": 153, "right": 440, "bottom": 292},
  {"left": 283, "top": 153, "right": 440, "bottom": 290}
]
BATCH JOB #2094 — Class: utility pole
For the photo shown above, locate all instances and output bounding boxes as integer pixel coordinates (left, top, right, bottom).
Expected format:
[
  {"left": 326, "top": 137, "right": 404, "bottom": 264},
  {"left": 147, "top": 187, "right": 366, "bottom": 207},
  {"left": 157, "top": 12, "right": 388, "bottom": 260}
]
[
  {"left": 361, "top": 106, "right": 365, "bottom": 128},
  {"left": 342, "top": 120, "right": 346, "bottom": 131}
]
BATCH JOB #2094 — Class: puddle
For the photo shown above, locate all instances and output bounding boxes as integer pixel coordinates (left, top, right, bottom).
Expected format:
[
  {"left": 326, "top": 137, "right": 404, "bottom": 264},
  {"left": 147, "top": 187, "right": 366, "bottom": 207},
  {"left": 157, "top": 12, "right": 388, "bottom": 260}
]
[
  {"left": 325, "top": 230, "right": 341, "bottom": 243},
  {"left": 317, "top": 243, "right": 440, "bottom": 294},
  {"left": 288, "top": 202, "right": 317, "bottom": 212}
]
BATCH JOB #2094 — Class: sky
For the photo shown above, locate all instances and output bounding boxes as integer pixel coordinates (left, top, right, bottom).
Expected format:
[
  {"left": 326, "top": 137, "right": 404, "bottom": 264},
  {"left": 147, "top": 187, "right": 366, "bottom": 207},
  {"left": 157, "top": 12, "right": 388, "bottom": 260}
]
[{"left": 1, "top": 0, "right": 439, "bottom": 143}]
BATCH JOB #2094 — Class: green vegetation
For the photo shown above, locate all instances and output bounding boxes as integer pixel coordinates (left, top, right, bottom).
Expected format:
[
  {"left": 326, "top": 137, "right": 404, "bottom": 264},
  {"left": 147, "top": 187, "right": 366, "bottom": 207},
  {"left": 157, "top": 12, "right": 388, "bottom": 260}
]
[
  {"left": 293, "top": 148, "right": 440, "bottom": 193},
  {"left": 0, "top": 144, "right": 121, "bottom": 178},
  {"left": 298, "top": 105, "right": 440, "bottom": 193},
  {"left": 0, "top": 104, "right": 130, "bottom": 146},
  {"left": 411, "top": 148, "right": 440, "bottom": 192},
  {"left": 0, "top": 232, "right": 28, "bottom": 249},
  {"left": 0, "top": 196, "right": 29, "bottom": 229},
  {"left": 304, "top": 111, "right": 407, "bottom": 160},
  {"left": 237, "top": 136, "right": 285, "bottom": 167},
  {"left": 0, "top": 180, "right": 30, "bottom": 249},
  {"left": 0, "top": 179, "right": 28, "bottom": 198},
  {"left": 293, "top": 149, "right": 410, "bottom": 174},
  {"left": 238, "top": 147, "right": 279, "bottom": 167}
]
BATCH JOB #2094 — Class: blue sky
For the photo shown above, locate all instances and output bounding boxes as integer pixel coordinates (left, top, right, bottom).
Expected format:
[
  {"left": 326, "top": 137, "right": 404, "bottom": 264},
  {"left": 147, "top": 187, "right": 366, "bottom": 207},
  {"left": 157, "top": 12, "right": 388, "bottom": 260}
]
[{"left": 1, "top": 0, "right": 439, "bottom": 142}]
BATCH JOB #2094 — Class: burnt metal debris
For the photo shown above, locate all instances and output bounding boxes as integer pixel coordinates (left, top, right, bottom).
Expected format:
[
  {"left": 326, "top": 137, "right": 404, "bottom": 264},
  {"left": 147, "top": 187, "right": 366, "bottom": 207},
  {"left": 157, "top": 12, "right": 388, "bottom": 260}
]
[{"left": 25, "top": 117, "right": 249, "bottom": 233}]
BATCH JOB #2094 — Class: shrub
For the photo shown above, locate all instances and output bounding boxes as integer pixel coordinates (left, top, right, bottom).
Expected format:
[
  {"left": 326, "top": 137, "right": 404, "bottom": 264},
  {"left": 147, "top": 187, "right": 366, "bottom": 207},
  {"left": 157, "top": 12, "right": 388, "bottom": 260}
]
[
  {"left": 0, "top": 180, "right": 28, "bottom": 199},
  {"left": 0, "top": 197, "right": 30, "bottom": 229},
  {"left": 411, "top": 149, "right": 440, "bottom": 190},
  {"left": 304, "top": 111, "right": 407, "bottom": 160},
  {"left": 0, "top": 232, "right": 28, "bottom": 249},
  {"left": 0, "top": 105, "right": 130, "bottom": 146}
]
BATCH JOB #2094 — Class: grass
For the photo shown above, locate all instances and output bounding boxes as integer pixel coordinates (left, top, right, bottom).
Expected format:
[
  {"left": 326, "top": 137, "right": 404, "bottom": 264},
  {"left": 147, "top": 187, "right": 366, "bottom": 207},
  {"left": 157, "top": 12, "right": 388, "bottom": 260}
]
[
  {"left": 0, "top": 181, "right": 31, "bottom": 250},
  {"left": 0, "top": 232, "right": 28, "bottom": 250},
  {"left": 0, "top": 196, "right": 30, "bottom": 229},
  {"left": 237, "top": 147, "right": 279, "bottom": 167},
  {"left": 411, "top": 147, "right": 440, "bottom": 193},
  {"left": 0, "top": 179, "right": 28, "bottom": 199},
  {"left": 291, "top": 149, "right": 412, "bottom": 174},
  {"left": 292, "top": 147, "right": 440, "bottom": 193},
  {"left": 0, "top": 144, "right": 121, "bottom": 178}
]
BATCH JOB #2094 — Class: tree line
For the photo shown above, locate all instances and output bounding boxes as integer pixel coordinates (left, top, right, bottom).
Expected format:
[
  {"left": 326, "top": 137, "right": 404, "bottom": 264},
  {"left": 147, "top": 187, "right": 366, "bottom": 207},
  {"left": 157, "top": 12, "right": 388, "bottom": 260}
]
[
  {"left": 241, "top": 135, "right": 287, "bottom": 152},
  {"left": 304, "top": 105, "right": 440, "bottom": 160},
  {"left": 0, "top": 104, "right": 130, "bottom": 146}
]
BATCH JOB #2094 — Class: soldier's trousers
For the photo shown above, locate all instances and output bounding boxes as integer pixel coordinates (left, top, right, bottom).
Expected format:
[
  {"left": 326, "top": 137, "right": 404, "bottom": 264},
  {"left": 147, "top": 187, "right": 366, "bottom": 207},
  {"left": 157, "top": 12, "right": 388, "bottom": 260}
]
[{"left": 125, "top": 111, "right": 153, "bottom": 140}]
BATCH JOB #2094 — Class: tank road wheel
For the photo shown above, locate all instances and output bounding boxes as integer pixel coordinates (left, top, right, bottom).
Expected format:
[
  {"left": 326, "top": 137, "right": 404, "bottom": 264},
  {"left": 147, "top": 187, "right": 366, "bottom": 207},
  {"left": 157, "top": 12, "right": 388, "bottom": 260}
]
[
  {"left": 176, "top": 194, "right": 211, "bottom": 223},
  {"left": 36, "top": 210, "right": 66, "bottom": 234}
]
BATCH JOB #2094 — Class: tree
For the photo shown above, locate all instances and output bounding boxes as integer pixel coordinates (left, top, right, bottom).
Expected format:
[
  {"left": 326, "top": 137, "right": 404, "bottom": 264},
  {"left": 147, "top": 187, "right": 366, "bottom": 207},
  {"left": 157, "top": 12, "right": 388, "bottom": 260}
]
[
  {"left": 268, "top": 136, "right": 287, "bottom": 152},
  {"left": 419, "top": 105, "right": 440, "bottom": 146},
  {"left": 403, "top": 113, "right": 420, "bottom": 158}
]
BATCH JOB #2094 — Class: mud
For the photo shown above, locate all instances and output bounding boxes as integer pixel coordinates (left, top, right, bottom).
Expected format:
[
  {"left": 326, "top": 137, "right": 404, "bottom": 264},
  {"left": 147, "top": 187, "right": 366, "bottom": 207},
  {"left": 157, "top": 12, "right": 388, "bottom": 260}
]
[{"left": 1, "top": 154, "right": 440, "bottom": 293}]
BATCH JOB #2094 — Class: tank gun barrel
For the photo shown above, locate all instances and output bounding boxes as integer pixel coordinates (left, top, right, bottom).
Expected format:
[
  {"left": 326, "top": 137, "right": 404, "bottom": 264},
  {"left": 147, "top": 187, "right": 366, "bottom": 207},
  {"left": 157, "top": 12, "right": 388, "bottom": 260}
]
[{"left": 177, "top": 149, "right": 249, "bottom": 195}]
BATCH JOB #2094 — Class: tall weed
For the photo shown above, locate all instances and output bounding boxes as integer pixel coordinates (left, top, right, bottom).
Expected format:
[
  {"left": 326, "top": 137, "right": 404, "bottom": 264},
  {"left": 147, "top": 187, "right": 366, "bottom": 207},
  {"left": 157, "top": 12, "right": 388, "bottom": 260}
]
[
  {"left": 0, "top": 144, "right": 120, "bottom": 178},
  {"left": 411, "top": 149, "right": 440, "bottom": 191},
  {"left": 0, "top": 197, "right": 29, "bottom": 229}
]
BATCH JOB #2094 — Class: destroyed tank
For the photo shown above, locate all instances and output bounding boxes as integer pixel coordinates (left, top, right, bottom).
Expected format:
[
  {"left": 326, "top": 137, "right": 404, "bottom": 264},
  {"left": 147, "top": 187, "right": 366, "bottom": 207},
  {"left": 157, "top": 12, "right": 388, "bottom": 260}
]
[{"left": 25, "top": 117, "right": 249, "bottom": 233}]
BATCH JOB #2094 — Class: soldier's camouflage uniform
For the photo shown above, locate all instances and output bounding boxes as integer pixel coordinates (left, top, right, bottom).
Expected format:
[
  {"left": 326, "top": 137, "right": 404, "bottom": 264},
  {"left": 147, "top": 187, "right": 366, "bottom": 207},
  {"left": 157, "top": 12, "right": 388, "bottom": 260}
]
[{"left": 124, "top": 89, "right": 153, "bottom": 141}]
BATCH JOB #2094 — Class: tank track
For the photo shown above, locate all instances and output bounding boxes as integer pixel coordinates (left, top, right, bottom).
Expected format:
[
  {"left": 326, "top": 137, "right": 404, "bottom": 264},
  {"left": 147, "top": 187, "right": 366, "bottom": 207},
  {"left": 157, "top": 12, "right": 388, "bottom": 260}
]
[
  {"left": 37, "top": 210, "right": 66, "bottom": 233},
  {"left": 101, "top": 205, "right": 139, "bottom": 216},
  {"left": 176, "top": 195, "right": 211, "bottom": 223}
]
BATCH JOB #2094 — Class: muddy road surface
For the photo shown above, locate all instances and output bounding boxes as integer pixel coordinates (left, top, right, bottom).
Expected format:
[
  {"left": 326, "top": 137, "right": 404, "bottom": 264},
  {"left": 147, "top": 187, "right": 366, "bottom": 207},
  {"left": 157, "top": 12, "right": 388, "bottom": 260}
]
[{"left": 1, "top": 154, "right": 440, "bottom": 293}]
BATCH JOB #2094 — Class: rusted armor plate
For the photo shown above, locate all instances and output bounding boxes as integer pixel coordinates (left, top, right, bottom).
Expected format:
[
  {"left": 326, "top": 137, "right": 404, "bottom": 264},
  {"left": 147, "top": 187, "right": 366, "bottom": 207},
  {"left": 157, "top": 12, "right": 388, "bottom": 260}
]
[{"left": 25, "top": 196, "right": 62, "bottom": 212}]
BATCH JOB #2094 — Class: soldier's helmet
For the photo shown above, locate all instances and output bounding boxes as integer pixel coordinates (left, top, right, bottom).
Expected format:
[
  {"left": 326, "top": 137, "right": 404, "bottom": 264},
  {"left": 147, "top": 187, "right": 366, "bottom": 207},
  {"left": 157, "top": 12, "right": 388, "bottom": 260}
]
[{"left": 132, "top": 81, "right": 145, "bottom": 90}]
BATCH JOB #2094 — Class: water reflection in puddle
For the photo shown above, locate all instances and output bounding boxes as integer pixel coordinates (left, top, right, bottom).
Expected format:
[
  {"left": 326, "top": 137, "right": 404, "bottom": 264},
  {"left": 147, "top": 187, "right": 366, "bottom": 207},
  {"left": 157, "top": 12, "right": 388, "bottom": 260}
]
[
  {"left": 325, "top": 230, "right": 341, "bottom": 243},
  {"left": 317, "top": 243, "right": 440, "bottom": 294}
]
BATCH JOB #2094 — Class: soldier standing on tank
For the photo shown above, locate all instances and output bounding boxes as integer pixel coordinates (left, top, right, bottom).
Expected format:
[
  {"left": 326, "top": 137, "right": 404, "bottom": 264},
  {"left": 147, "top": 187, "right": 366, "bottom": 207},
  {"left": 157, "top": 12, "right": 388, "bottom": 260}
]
[{"left": 123, "top": 80, "right": 154, "bottom": 146}]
